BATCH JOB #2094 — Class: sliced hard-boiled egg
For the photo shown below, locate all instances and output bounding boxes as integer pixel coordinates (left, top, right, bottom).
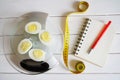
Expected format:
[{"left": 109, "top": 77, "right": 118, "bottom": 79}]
[
  {"left": 29, "top": 49, "right": 46, "bottom": 62},
  {"left": 25, "top": 21, "right": 41, "bottom": 34},
  {"left": 18, "top": 39, "right": 32, "bottom": 54},
  {"left": 39, "top": 30, "right": 52, "bottom": 46}
]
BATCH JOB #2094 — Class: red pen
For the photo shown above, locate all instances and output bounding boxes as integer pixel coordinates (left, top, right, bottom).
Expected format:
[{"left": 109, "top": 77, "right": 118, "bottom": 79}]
[{"left": 88, "top": 21, "right": 112, "bottom": 54}]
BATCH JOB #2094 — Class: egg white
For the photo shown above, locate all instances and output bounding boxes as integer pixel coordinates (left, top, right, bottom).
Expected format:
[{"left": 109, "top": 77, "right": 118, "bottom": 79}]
[
  {"left": 28, "top": 49, "right": 46, "bottom": 62},
  {"left": 18, "top": 39, "right": 32, "bottom": 54},
  {"left": 38, "top": 30, "right": 53, "bottom": 46},
  {"left": 25, "top": 21, "right": 41, "bottom": 34}
]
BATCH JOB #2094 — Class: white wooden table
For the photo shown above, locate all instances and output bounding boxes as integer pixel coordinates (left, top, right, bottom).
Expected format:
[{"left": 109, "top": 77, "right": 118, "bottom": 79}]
[{"left": 0, "top": 0, "right": 120, "bottom": 80}]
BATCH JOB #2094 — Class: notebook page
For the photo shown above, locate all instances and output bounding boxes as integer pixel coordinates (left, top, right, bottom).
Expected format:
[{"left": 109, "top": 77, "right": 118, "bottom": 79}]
[{"left": 75, "top": 18, "right": 115, "bottom": 67}]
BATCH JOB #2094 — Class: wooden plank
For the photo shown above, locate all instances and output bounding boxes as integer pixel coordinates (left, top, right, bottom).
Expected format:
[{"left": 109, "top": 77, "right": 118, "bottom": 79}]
[
  {"left": 75, "top": 0, "right": 120, "bottom": 15},
  {"left": 0, "top": 37, "right": 3, "bottom": 54},
  {"left": 0, "top": 54, "right": 120, "bottom": 73},
  {"left": 0, "top": 0, "right": 120, "bottom": 18},
  {"left": 2, "top": 34, "right": 120, "bottom": 55},
  {"left": 0, "top": 0, "right": 74, "bottom": 18},
  {"left": 0, "top": 0, "right": 120, "bottom": 79},
  {"left": 109, "top": 34, "right": 120, "bottom": 53},
  {"left": 0, "top": 20, "right": 4, "bottom": 35},
  {"left": 2, "top": 15, "right": 120, "bottom": 36},
  {"left": 0, "top": 74, "right": 120, "bottom": 80}
]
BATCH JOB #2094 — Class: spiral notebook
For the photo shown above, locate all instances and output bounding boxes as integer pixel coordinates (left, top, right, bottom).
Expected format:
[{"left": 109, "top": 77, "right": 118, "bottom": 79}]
[{"left": 74, "top": 18, "right": 115, "bottom": 67}]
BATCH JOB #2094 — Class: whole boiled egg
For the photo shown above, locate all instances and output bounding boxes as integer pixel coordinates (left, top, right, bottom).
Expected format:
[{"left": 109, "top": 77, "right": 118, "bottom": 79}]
[
  {"left": 28, "top": 49, "right": 46, "bottom": 62},
  {"left": 25, "top": 21, "right": 41, "bottom": 34},
  {"left": 38, "top": 30, "right": 53, "bottom": 46},
  {"left": 18, "top": 39, "right": 32, "bottom": 54}
]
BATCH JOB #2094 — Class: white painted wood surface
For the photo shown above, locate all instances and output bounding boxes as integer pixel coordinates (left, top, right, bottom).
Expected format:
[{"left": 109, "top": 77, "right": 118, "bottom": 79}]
[{"left": 0, "top": 0, "right": 120, "bottom": 80}]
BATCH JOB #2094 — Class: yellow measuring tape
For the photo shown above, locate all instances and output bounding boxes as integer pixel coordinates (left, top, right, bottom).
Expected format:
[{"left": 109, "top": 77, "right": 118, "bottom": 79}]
[{"left": 63, "top": 1, "right": 89, "bottom": 74}]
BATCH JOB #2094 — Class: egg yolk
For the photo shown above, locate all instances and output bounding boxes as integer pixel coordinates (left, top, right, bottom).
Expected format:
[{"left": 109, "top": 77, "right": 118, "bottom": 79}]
[
  {"left": 33, "top": 50, "right": 43, "bottom": 59},
  {"left": 20, "top": 41, "right": 31, "bottom": 52},
  {"left": 40, "top": 32, "right": 51, "bottom": 42},
  {"left": 28, "top": 24, "right": 37, "bottom": 32}
]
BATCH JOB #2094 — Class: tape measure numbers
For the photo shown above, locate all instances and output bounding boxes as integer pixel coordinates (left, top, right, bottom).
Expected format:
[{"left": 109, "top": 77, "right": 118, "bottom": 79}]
[{"left": 63, "top": 1, "right": 89, "bottom": 74}]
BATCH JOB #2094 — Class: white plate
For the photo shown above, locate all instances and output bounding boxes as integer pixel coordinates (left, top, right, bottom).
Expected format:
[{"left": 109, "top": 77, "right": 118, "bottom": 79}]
[{"left": 3, "top": 12, "right": 61, "bottom": 74}]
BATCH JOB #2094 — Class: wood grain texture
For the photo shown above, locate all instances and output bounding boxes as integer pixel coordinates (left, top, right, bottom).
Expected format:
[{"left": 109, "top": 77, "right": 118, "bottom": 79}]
[
  {"left": 0, "top": 54, "right": 120, "bottom": 73},
  {"left": 1, "top": 34, "right": 120, "bottom": 54},
  {"left": 0, "top": 74, "right": 120, "bottom": 80},
  {"left": 0, "top": 0, "right": 75, "bottom": 18},
  {"left": 0, "top": 0, "right": 120, "bottom": 17},
  {"left": 2, "top": 16, "right": 120, "bottom": 36},
  {"left": 0, "top": 0, "right": 120, "bottom": 80}
]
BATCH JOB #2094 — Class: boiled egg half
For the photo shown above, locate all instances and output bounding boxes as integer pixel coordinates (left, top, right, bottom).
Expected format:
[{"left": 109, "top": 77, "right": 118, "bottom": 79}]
[
  {"left": 39, "top": 30, "right": 52, "bottom": 46},
  {"left": 18, "top": 39, "right": 32, "bottom": 54},
  {"left": 29, "top": 49, "right": 46, "bottom": 62},
  {"left": 25, "top": 21, "right": 41, "bottom": 34}
]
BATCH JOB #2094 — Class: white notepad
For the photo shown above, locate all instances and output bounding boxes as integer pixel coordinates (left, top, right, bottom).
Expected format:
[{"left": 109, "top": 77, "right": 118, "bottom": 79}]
[{"left": 74, "top": 18, "right": 115, "bottom": 67}]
